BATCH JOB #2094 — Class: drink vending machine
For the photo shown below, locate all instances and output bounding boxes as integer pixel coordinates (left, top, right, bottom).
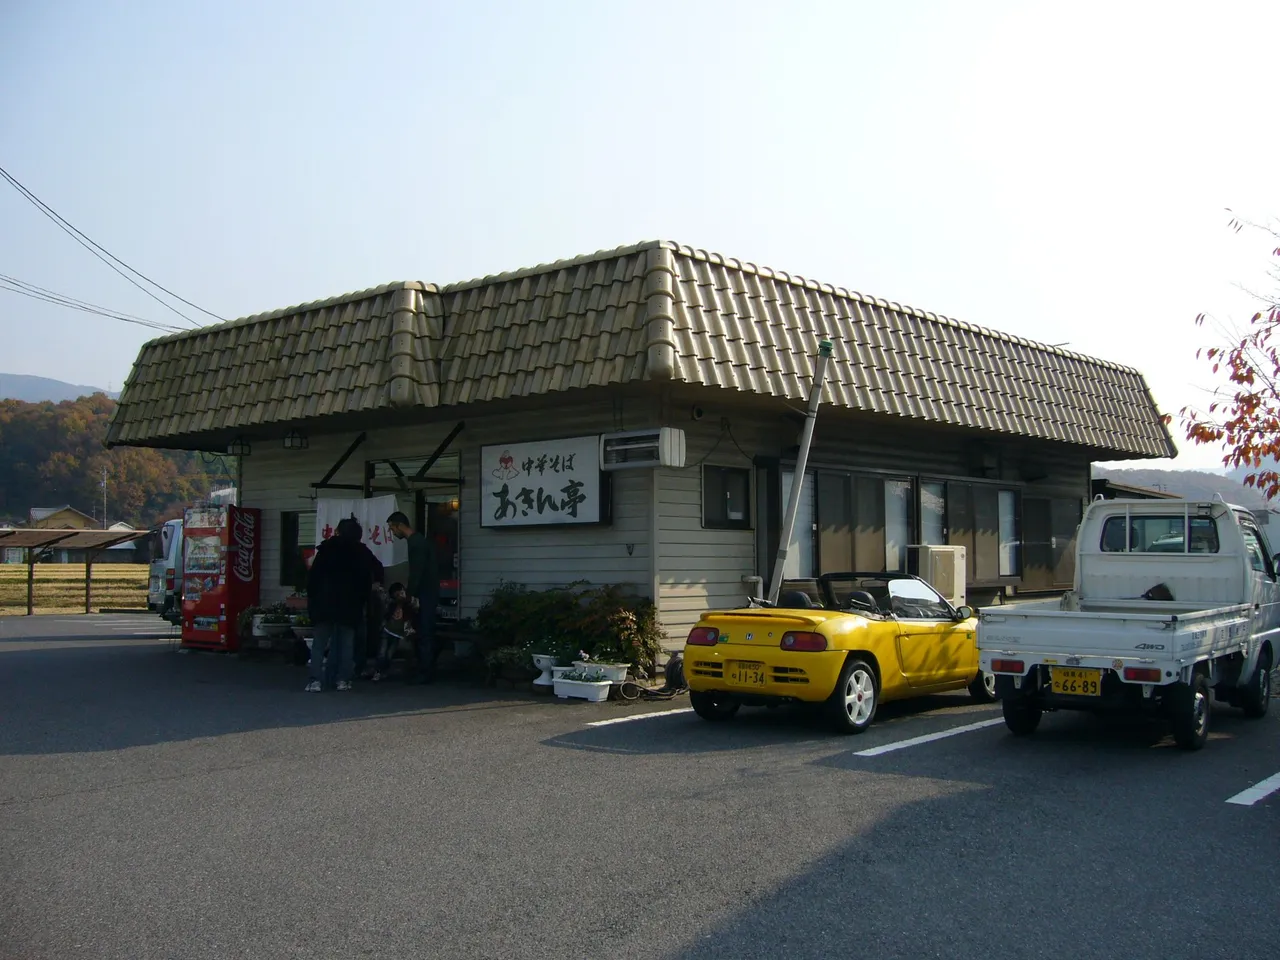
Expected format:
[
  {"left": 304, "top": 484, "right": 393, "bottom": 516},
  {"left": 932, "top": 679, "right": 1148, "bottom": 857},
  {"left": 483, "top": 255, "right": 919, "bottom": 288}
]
[{"left": 180, "top": 504, "right": 261, "bottom": 652}]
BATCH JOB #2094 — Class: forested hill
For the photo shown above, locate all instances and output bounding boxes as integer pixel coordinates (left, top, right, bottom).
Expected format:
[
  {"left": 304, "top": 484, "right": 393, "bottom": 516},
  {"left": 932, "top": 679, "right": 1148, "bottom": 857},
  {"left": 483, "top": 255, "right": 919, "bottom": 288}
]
[{"left": 0, "top": 394, "right": 231, "bottom": 528}]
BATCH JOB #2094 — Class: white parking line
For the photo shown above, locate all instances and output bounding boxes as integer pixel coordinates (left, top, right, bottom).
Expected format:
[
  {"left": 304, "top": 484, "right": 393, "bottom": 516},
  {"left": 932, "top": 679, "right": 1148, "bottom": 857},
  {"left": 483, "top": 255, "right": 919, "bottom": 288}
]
[
  {"left": 586, "top": 707, "right": 694, "bottom": 727},
  {"left": 854, "top": 717, "right": 1005, "bottom": 757},
  {"left": 1225, "top": 771, "right": 1280, "bottom": 806}
]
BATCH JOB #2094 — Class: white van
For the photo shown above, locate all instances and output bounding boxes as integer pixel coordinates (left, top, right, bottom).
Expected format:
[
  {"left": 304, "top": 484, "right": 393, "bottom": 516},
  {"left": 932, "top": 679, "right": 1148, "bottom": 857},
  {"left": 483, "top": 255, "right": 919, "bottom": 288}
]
[{"left": 147, "top": 518, "right": 184, "bottom": 622}]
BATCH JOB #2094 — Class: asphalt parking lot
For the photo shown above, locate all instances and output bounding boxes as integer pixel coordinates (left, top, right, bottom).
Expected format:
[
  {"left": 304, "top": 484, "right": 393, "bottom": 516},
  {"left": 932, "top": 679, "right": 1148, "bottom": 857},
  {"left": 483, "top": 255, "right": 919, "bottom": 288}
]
[{"left": 3, "top": 614, "right": 1279, "bottom": 960}]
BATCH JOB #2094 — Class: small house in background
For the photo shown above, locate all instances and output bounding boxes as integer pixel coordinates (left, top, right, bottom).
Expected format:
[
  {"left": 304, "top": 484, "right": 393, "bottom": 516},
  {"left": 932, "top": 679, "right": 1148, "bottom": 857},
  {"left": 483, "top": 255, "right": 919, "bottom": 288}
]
[
  {"left": 1089, "top": 478, "right": 1181, "bottom": 501},
  {"left": 27, "top": 505, "right": 97, "bottom": 530},
  {"left": 99, "top": 522, "right": 146, "bottom": 564}
]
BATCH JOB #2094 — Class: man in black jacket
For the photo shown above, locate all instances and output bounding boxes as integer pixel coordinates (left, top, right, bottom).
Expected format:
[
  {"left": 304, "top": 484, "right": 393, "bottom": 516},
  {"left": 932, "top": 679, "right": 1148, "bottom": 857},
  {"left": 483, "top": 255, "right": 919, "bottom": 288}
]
[
  {"left": 305, "top": 518, "right": 374, "bottom": 692},
  {"left": 351, "top": 534, "right": 386, "bottom": 679}
]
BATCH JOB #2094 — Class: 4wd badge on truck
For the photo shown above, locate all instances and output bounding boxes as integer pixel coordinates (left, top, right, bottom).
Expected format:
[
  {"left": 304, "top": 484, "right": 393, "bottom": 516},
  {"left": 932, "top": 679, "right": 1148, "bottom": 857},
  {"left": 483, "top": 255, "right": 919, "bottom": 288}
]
[{"left": 1134, "top": 643, "right": 1166, "bottom": 651}]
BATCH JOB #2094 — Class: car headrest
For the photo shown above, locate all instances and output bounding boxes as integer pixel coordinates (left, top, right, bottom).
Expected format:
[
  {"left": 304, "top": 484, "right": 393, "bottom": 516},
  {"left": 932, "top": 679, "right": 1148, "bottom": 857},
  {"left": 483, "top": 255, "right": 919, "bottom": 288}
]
[
  {"left": 847, "top": 590, "right": 878, "bottom": 611},
  {"left": 778, "top": 590, "right": 815, "bottom": 608}
]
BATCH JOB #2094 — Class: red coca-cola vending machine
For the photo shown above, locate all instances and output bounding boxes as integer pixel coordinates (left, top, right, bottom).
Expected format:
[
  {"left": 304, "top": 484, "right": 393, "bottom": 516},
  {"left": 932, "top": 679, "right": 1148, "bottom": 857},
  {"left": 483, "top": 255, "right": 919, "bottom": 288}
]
[{"left": 180, "top": 503, "right": 261, "bottom": 652}]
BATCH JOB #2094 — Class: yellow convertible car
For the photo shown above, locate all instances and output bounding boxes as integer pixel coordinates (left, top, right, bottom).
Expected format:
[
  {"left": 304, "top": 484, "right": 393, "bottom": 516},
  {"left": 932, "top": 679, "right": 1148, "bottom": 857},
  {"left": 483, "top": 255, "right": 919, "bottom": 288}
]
[{"left": 683, "top": 572, "right": 994, "bottom": 734}]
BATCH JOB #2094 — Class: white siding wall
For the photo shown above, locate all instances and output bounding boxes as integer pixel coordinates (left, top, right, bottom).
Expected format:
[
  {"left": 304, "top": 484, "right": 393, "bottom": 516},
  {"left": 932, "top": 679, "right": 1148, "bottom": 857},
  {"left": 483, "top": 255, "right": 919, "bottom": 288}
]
[
  {"left": 656, "top": 416, "right": 791, "bottom": 644},
  {"left": 240, "top": 397, "right": 1095, "bottom": 648},
  {"left": 242, "top": 404, "right": 658, "bottom": 623}
]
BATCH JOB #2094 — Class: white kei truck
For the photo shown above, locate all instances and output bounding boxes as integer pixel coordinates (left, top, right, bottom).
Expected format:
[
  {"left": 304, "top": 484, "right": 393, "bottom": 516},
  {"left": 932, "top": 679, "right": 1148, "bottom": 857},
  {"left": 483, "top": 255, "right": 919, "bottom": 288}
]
[{"left": 979, "top": 497, "right": 1278, "bottom": 750}]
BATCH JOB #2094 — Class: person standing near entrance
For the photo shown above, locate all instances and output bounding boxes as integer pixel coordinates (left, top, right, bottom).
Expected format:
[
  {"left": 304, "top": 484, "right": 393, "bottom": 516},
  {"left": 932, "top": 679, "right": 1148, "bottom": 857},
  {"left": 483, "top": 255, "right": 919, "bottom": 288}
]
[
  {"left": 305, "top": 519, "right": 374, "bottom": 692},
  {"left": 350, "top": 529, "right": 386, "bottom": 679},
  {"left": 387, "top": 510, "right": 438, "bottom": 684}
]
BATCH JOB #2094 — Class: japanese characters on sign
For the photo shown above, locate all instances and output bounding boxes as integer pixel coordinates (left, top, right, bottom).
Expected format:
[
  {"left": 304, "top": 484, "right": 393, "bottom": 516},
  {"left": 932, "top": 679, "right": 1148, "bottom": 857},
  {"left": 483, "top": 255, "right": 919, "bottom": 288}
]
[
  {"left": 480, "top": 436, "right": 604, "bottom": 527},
  {"left": 314, "top": 495, "right": 403, "bottom": 565}
]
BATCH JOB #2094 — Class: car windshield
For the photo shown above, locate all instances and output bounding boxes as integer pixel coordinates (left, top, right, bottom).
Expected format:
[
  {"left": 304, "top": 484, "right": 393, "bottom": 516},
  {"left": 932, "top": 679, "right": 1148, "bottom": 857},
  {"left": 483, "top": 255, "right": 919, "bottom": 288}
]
[
  {"left": 820, "top": 576, "right": 886, "bottom": 611},
  {"left": 816, "top": 574, "right": 954, "bottom": 619}
]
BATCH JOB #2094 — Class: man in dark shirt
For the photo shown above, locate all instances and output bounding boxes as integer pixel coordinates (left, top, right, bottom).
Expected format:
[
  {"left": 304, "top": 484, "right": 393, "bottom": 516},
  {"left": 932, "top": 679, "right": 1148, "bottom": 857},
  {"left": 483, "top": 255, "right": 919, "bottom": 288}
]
[
  {"left": 306, "top": 519, "right": 374, "bottom": 691},
  {"left": 387, "top": 511, "right": 439, "bottom": 683}
]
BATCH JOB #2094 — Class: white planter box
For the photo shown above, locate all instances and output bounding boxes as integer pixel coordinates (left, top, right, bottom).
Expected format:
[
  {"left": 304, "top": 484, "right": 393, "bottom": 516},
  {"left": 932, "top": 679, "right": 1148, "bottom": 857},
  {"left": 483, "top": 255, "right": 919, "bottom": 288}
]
[
  {"left": 252, "top": 614, "right": 291, "bottom": 638},
  {"left": 553, "top": 678, "right": 611, "bottom": 702},
  {"left": 572, "top": 661, "right": 629, "bottom": 683}
]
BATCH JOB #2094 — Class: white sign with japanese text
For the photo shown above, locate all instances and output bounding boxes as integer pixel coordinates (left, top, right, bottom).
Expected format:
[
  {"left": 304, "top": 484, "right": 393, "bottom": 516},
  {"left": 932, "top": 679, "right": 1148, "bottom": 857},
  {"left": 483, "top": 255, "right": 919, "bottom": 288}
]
[
  {"left": 314, "top": 494, "right": 403, "bottom": 565},
  {"left": 480, "top": 436, "right": 604, "bottom": 527}
]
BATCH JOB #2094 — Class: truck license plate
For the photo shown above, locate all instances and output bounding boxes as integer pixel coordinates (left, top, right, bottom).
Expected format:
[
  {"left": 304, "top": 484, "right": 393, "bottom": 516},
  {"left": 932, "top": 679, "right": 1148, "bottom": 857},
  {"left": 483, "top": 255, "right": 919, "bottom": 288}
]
[
  {"left": 727, "top": 661, "right": 767, "bottom": 686},
  {"left": 1051, "top": 667, "right": 1101, "bottom": 696}
]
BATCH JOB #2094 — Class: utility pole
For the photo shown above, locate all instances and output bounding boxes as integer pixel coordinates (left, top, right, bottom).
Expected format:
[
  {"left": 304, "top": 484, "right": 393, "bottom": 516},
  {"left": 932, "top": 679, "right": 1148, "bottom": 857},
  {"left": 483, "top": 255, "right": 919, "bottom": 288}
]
[
  {"left": 102, "top": 466, "right": 107, "bottom": 529},
  {"left": 767, "top": 338, "right": 834, "bottom": 605}
]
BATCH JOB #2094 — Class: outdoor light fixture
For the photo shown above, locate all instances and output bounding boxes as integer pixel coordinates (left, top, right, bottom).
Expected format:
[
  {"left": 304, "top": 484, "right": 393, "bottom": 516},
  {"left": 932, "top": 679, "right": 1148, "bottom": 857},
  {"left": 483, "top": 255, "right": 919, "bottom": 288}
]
[
  {"left": 449, "top": 497, "right": 460, "bottom": 511},
  {"left": 283, "top": 430, "right": 309, "bottom": 450},
  {"left": 227, "top": 437, "right": 252, "bottom": 456}
]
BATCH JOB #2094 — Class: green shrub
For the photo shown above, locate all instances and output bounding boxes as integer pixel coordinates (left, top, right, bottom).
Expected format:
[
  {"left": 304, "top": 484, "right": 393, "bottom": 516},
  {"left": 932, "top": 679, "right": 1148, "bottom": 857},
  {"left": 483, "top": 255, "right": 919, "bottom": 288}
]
[{"left": 474, "top": 580, "right": 666, "bottom": 678}]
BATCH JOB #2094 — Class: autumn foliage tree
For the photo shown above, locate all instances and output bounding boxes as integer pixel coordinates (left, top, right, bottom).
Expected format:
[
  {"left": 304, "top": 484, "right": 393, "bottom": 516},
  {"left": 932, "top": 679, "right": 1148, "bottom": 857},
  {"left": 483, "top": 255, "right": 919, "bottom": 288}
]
[
  {"left": 0, "top": 393, "right": 226, "bottom": 527},
  {"left": 1180, "top": 215, "right": 1280, "bottom": 499}
]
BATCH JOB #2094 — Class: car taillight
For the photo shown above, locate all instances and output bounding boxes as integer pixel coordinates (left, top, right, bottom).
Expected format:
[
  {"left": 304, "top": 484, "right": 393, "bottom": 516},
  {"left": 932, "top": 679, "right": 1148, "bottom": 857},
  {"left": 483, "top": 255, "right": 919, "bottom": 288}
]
[
  {"left": 686, "top": 627, "right": 719, "bottom": 646},
  {"left": 166, "top": 574, "right": 174, "bottom": 591},
  {"left": 1124, "top": 667, "right": 1162, "bottom": 683},
  {"left": 990, "top": 659, "right": 1024, "bottom": 673},
  {"left": 780, "top": 632, "right": 827, "bottom": 651}
]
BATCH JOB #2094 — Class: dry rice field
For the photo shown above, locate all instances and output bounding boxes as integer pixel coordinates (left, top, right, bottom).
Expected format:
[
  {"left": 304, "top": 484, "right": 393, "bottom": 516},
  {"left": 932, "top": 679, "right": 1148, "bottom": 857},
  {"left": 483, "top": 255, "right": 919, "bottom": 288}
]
[{"left": 0, "top": 563, "right": 149, "bottom": 616}]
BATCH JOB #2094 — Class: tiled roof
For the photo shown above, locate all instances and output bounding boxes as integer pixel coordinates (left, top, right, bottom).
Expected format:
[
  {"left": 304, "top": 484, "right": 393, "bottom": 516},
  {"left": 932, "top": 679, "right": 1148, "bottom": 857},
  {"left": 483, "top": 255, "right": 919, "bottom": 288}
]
[
  {"left": 29, "top": 506, "right": 71, "bottom": 521},
  {"left": 107, "top": 241, "right": 1176, "bottom": 459}
]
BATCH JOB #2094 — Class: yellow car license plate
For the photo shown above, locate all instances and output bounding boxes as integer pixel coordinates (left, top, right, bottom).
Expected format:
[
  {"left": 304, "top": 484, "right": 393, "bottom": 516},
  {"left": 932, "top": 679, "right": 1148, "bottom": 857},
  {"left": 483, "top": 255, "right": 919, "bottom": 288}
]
[
  {"left": 1051, "top": 667, "right": 1101, "bottom": 696},
  {"left": 727, "top": 660, "right": 767, "bottom": 687}
]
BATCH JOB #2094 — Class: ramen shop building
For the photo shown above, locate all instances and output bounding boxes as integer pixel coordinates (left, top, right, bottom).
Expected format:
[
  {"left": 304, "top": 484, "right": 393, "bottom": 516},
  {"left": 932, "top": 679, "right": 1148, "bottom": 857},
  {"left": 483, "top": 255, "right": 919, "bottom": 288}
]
[{"left": 107, "top": 241, "right": 1175, "bottom": 643}]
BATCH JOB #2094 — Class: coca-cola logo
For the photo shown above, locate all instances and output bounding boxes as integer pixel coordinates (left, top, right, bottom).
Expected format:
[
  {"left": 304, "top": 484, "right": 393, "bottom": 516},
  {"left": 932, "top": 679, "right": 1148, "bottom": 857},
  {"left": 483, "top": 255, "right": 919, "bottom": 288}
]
[{"left": 232, "top": 511, "right": 256, "bottom": 583}]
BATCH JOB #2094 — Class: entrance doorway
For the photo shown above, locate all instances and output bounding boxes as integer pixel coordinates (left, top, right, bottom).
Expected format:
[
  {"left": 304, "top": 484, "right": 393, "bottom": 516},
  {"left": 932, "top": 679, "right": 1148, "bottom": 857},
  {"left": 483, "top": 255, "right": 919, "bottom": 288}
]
[{"left": 365, "top": 452, "right": 462, "bottom": 621}]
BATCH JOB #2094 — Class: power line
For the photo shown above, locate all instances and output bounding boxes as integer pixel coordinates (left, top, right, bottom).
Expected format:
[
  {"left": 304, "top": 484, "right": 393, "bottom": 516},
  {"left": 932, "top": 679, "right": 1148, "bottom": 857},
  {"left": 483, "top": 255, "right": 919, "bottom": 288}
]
[
  {"left": 0, "top": 272, "right": 173, "bottom": 328},
  {"left": 0, "top": 274, "right": 183, "bottom": 333},
  {"left": 0, "top": 277, "right": 181, "bottom": 333},
  {"left": 0, "top": 163, "right": 225, "bottom": 327}
]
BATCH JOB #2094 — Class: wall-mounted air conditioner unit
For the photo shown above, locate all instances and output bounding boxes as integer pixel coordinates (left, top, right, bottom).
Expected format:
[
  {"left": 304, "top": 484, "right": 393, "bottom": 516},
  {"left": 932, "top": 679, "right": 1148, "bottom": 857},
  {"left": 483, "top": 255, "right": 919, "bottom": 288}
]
[
  {"left": 906, "top": 544, "right": 967, "bottom": 607},
  {"left": 599, "top": 427, "right": 686, "bottom": 471}
]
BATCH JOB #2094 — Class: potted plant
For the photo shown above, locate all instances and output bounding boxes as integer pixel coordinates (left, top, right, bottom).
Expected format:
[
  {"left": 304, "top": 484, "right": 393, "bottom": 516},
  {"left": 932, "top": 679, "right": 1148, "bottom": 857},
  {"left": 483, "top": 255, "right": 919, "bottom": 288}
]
[
  {"left": 552, "top": 669, "right": 612, "bottom": 702},
  {"left": 531, "top": 652, "right": 557, "bottom": 689},
  {"left": 237, "top": 606, "right": 264, "bottom": 643},
  {"left": 256, "top": 605, "right": 293, "bottom": 638},
  {"left": 572, "top": 650, "right": 629, "bottom": 684},
  {"left": 485, "top": 645, "right": 540, "bottom": 684},
  {"left": 291, "top": 614, "right": 313, "bottom": 640}
]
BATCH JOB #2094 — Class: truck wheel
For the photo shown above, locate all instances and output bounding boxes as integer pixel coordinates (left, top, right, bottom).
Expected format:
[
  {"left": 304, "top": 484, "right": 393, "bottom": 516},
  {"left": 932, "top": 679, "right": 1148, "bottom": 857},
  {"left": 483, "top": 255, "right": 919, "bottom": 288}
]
[
  {"left": 824, "top": 658, "right": 879, "bottom": 734},
  {"left": 690, "top": 691, "right": 740, "bottom": 722},
  {"left": 1168, "top": 673, "right": 1211, "bottom": 750},
  {"left": 968, "top": 670, "right": 999, "bottom": 703},
  {"left": 1240, "top": 650, "right": 1272, "bottom": 719},
  {"left": 1001, "top": 695, "right": 1042, "bottom": 736}
]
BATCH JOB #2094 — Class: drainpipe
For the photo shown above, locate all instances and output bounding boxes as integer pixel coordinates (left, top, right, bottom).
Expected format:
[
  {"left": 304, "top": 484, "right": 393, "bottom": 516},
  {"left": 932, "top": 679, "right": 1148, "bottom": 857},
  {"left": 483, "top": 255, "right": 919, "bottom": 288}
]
[{"left": 767, "top": 338, "right": 834, "bottom": 605}]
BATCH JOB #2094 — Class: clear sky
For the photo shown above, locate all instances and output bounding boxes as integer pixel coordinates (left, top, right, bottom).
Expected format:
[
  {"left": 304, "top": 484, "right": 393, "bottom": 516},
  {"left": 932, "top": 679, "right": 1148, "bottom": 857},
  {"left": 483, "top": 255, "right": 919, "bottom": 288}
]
[{"left": 2, "top": 0, "right": 1276, "bottom": 471}]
